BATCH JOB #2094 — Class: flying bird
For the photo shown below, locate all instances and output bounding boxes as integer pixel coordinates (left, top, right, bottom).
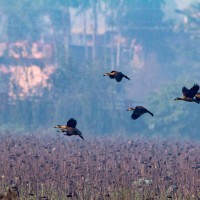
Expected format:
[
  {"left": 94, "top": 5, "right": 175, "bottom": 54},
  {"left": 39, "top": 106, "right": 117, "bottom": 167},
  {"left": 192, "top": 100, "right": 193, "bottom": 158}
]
[
  {"left": 103, "top": 70, "right": 130, "bottom": 82},
  {"left": 54, "top": 118, "right": 84, "bottom": 140},
  {"left": 174, "top": 84, "right": 200, "bottom": 104},
  {"left": 127, "top": 106, "right": 154, "bottom": 120}
]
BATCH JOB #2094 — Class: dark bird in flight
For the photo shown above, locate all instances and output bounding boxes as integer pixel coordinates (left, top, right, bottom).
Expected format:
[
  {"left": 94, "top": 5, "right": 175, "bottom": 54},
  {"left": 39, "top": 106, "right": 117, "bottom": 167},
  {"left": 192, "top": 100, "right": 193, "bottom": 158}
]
[
  {"left": 103, "top": 70, "right": 130, "bottom": 82},
  {"left": 174, "top": 84, "right": 200, "bottom": 104},
  {"left": 54, "top": 118, "right": 84, "bottom": 140},
  {"left": 127, "top": 106, "right": 154, "bottom": 120}
]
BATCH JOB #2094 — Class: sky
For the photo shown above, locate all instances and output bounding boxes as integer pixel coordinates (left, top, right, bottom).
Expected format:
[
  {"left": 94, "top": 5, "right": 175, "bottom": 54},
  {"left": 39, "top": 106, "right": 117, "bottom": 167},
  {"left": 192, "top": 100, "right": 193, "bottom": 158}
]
[{"left": 176, "top": 0, "right": 199, "bottom": 9}]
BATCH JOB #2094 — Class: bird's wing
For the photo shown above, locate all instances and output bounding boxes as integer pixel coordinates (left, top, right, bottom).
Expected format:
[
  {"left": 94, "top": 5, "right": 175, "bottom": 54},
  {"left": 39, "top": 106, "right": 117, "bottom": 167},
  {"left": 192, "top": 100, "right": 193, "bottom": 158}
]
[
  {"left": 186, "top": 84, "right": 199, "bottom": 98},
  {"left": 66, "top": 130, "right": 74, "bottom": 135},
  {"left": 109, "top": 75, "right": 115, "bottom": 79},
  {"left": 182, "top": 87, "right": 189, "bottom": 96},
  {"left": 115, "top": 76, "right": 123, "bottom": 82},
  {"left": 137, "top": 106, "right": 148, "bottom": 114},
  {"left": 67, "top": 128, "right": 84, "bottom": 139},
  {"left": 134, "top": 107, "right": 154, "bottom": 118},
  {"left": 115, "top": 72, "right": 123, "bottom": 82},
  {"left": 67, "top": 118, "right": 77, "bottom": 128},
  {"left": 131, "top": 107, "right": 145, "bottom": 120},
  {"left": 123, "top": 74, "right": 130, "bottom": 80},
  {"left": 67, "top": 128, "right": 82, "bottom": 134},
  {"left": 131, "top": 113, "right": 141, "bottom": 120}
]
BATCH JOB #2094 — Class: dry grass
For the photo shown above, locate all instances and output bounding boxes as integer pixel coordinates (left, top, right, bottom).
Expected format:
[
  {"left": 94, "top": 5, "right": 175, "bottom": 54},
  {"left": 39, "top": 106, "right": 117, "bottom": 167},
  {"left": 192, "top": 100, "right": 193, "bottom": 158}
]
[{"left": 0, "top": 133, "right": 199, "bottom": 199}]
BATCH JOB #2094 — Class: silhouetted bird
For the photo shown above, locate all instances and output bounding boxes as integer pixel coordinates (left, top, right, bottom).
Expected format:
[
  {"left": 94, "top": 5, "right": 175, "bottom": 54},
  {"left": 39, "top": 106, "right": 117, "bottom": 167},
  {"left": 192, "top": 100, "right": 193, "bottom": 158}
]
[
  {"left": 183, "top": 85, "right": 200, "bottom": 103},
  {"left": 103, "top": 70, "right": 130, "bottom": 82},
  {"left": 174, "top": 84, "right": 200, "bottom": 104},
  {"left": 54, "top": 118, "right": 84, "bottom": 140},
  {"left": 127, "top": 106, "right": 154, "bottom": 120},
  {"left": 54, "top": 118, "right": 77, "bottom": 129}
]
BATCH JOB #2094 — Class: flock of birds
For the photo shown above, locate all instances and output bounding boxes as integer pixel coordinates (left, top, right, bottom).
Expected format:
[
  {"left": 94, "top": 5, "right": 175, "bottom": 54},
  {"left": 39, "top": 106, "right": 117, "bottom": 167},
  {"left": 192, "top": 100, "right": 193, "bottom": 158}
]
[{"left": 54, "top": 70, "right": 200, "bottom": 140}]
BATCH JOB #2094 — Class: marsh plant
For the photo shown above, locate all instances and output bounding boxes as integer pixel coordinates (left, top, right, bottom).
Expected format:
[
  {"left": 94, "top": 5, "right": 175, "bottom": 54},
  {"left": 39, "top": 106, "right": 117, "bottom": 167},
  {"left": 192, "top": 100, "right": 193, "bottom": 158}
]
[{"left": 0, "top": 133, "right": 199, "bottom": 199}]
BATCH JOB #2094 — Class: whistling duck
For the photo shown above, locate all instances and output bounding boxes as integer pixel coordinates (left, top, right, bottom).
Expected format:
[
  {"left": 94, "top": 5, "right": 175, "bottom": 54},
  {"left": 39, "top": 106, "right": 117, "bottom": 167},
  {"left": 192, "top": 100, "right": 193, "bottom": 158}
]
[
  {"left": 103, "top": 70, "right": 130, "bottom": 82},
  {"left": 127, "top": 106, "right": 154, "bottom": 120},
  {"left": 54, "top": 118, "right": 84, "bottom": 140},
  {"left": 174, "top": 84, "right": 200, "bottom": 104}
]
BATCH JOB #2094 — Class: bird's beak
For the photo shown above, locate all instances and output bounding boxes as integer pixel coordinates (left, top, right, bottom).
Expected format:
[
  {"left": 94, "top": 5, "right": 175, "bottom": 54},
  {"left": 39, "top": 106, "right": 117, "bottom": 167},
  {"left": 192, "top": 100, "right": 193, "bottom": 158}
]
[
  {"left": 174, "top": 99, "right": 176, "bottom": 101},
  {"left": 127, "top": 108, "right": 135, "bottom": 111}
]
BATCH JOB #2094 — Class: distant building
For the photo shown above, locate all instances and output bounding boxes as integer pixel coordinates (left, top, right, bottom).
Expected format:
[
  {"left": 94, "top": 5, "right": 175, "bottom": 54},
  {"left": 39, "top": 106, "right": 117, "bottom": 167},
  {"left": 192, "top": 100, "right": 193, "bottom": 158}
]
[{"left": 0, "top": 11, "right": 144, "bottom": 99}]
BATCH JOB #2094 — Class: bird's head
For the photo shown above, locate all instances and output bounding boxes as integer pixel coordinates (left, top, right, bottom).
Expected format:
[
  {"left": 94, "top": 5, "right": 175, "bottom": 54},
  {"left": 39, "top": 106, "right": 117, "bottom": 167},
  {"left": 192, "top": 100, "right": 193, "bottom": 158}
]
[
  {"left": 174, "top": 97, "right": 182, "bottom": 101},
  {"left": 57, "top": 129, "right": 65, "bottom": 133},
  {"left": 127, "top": 108, "right": 135, "bottom": 111},
  {"left": 103, "top": 73, "right": 110, "bottom": 76}
]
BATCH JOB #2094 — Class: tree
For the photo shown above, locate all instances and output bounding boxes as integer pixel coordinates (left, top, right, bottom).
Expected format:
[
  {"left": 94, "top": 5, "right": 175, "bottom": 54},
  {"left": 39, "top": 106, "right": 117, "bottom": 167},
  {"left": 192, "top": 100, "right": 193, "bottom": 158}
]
[
  {"left": 145, "top": 78, "right": 200, "bottom": 138},
  {"left": 0, "top": 1, "right": 42, "bottom": 42},
  {"left": 76, "top": 0, "right": 92, "bottom": 62},
  {"left": 172, "top": 2, "right": 200, "bottom": 76},
  {"left": 103, "top": 0, "right": 173, "bottom": 71},
  {"left": 107, "top": 0, "right": 167, "bottom": 58},
  {"left": 103, "top": 0, "right": 124, "bottom": 69}
]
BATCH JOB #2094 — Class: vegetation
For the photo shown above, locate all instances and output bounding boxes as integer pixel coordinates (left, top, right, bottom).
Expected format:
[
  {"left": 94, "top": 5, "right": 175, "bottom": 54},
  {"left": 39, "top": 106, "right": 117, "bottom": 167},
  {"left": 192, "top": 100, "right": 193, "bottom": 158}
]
[
  {"left": 146, "top": 78, "right": 200, "bottom": 138},
  {"left": 0, "top": 133, "right": 200, "bottom": 199},
  {"left": 0, "top": 1, "right": 199, "bottom": 199}
]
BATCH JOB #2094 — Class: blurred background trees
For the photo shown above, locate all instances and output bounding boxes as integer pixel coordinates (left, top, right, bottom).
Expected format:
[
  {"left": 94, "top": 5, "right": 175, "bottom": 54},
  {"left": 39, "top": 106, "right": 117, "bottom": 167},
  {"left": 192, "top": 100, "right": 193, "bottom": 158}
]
[{"left": 0, "top": 0, "right": 199, "bottom": 137}]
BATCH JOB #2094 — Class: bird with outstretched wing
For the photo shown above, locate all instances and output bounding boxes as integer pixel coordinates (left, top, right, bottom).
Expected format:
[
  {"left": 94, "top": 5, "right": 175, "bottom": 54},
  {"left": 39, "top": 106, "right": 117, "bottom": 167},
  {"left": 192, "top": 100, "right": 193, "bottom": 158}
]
[
  {"left": 54, "top": 118, "right": 84, "bottom": 140},
  {"left": 174, "top": 84, "right": 200, "bottom": 104},
  {"left": 104, "top": 70, "right": 130, "bottom": 82},
  {"left": 127, "top": 106, "right": 154, "bottom": 120}
]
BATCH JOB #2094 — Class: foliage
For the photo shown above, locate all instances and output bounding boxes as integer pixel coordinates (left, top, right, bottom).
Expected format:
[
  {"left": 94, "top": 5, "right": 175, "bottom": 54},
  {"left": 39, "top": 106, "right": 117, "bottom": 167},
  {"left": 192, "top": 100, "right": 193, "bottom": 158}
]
[
  {"left": 146, "top": 78, "right": 200, "bottom": 138},
  {"left": 116, "top": 0, "right": 167, "bottom": 56},
  {"left": 0, "top": 135, "right": 199, "bottom": 199}
]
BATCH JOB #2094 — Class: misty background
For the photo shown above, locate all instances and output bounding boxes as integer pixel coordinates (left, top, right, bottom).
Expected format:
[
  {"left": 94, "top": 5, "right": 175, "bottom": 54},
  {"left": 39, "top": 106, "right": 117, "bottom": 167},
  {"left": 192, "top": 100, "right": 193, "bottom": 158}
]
[{"left": 0, "top": 0, "right": 199, "bottom": 138}]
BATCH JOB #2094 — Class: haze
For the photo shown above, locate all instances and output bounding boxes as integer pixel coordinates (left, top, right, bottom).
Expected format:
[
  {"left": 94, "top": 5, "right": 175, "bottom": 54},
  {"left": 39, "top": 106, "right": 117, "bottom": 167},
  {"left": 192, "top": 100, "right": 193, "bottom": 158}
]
[{"left": 0, "top": 0, "right": 199, "bottom": 138}]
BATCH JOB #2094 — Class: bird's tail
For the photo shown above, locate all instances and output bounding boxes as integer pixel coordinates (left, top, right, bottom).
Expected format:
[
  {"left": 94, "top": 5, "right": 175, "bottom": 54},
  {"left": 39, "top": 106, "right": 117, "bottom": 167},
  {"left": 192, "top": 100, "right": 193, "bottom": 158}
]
[
  {"left": 123, "top": 75, "right": 130, "bottom": 80},
  {"left": 147, "top": 111, "right": 154, "bottom": 117},
  {"left": 79, "top": 134, "right": 84, "bottom": 140}
]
